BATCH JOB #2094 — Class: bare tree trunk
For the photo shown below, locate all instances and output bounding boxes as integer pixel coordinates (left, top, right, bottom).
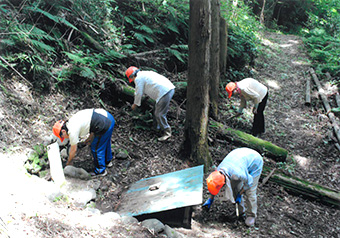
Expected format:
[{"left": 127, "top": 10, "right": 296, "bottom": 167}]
[
  {"left": 260, "top": 0, "right": 266, "bottom": 25},
  {"left": 184, "top": 0, "right": 212, "bottom": 168},
  {"left": 219, "top": 16, "right": 227, "bottom": 76},
  {"left": 209, "top": 0, "right": 221, "bottom": 120}
]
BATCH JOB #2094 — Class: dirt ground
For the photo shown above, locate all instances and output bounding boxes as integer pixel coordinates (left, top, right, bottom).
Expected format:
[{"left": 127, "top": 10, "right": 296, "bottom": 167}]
[{"left": 1, "top": 31, "right": 339, "bottom": 237}]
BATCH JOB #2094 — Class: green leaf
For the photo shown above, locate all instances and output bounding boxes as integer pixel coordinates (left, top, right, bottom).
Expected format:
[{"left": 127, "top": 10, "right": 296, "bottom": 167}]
[
  {"left": 165, "top": 21, "right": 179, "bottom": 34},
  {"left": 124, "top": 16, "right": 134, "bottom": 25},
  {"left": 30, "top": 39, "right": 56, "bottom": 53},
  {"left": 64, "top": 51, "right": 87, "bottom": 64},
  {"left": 136, "top": 25, "right": 154, "bottom": 34},
  {"left": 26, "top": 7, "right": 78, "bottom": 30},
  {"left": 80, "top": 67, "right": 96, "bottom": 79},
  {"left": 331, "top": 107, "right": 340, "bottom": 113}
]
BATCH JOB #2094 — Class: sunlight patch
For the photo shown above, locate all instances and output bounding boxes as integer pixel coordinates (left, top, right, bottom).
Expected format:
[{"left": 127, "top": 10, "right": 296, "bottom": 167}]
[
  {"left": 261, "top": 38, "right": 274, "bottom": 47},
  {"left": 0, "top": 107, "right": 4, "bottom": 120},
  {"left": 267, "top": 80, "right": 280, "bottom": 89},
  {"left": 292, "top": 60, "right": 310, "bottom": 66},
  {"left": 280, "top": 43, "right": 294, "bottom": 48},
  {"left": 293, "top": 155, "right": 310, "bottom": 168}
]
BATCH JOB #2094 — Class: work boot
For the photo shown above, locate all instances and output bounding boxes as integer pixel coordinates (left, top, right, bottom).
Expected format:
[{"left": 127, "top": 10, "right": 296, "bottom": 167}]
[
  {"left": 158, "top": 127, "right": 171, "bottom": 141},
  {"left": 245, "top": 217, "right": 255, "bottom": 227},
  {"left": 107, "top": 160, "right": 113, "bottom": 168},
  {"left": 90, "top": 170, "right": 107, "bottom": 178}
]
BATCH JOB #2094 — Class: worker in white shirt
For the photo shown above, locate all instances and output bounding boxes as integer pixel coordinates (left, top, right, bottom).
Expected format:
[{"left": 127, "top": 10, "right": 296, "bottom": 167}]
[
  {"left": 53, "top": 108, "right": 115, "bottom": 177},
  {"left": 225, "top": 78, "right": 268, "bottom": 136},
  {"left": 125, "top": 66, "right": 175, "bottom": 141}
]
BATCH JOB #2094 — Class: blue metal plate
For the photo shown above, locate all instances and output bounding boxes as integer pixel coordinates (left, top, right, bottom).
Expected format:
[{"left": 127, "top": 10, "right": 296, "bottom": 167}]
[{"left": 117, "top": 165, "right": 204, "bottom": 217}]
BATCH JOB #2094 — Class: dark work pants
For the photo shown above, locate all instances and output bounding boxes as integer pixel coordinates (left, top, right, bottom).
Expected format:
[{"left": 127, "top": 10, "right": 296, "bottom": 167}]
[{"left": 252, "top": 92, "right": 268, "bottom": 136}]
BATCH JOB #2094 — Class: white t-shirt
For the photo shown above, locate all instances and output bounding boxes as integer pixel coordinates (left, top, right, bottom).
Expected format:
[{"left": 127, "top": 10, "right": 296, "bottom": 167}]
[
  {"left": 134, "top": 71, "right": 175, "bottom": 106},
  {"left": 67, "top": 109, "right": 108, "bottom": 145},
  {"left": 237, "top": 78, "right": 267, "bottom": 111}
]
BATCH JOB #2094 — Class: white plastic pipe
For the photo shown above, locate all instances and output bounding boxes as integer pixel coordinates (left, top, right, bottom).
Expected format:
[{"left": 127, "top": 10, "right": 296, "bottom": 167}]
[{"left": 47, "top": 142, "right": 66, "bottom": 187}]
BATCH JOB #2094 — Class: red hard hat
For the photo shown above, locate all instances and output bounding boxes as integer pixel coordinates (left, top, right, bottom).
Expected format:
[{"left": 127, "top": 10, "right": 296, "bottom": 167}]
[
  {"left": 53, "top": 120, "right": 65, "bottom": 142},
  {"left": 207, "top": 170, "right": 225, "bottom": 195},
  {"left": 125, "top": 66, "right": 139, "bottom": 83},
  {"left": 225, "top": 82, "right": 236, "bottom": 98}
]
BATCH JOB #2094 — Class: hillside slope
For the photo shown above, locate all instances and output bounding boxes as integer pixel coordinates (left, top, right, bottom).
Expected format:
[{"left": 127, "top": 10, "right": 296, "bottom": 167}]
[{"left": 0, "top": 31, "right": 339, "bottom": 237}]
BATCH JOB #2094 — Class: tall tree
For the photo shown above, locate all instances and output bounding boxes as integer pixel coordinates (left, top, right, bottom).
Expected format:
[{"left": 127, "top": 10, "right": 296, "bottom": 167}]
[
  {"left": 219, "top": 16, "right": 228, "bottom": 76},
  {"left": 184, "top": 0, "right": 212, "bottom": 168},
  {"left": 209, "top": 0, "right": 221, "bottom": 120}
]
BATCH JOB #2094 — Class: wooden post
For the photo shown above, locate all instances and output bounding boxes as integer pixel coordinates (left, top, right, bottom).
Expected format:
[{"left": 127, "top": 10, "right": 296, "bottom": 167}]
[
  {"left": 310, "top": 68, "right": 340, "bottom": 144},
  {"left": 326, "top": 72, "right": 340, "bottom": 107},
  {"left": 335, "top": 93, "right": 340, "bottom": 107},
  {"left": 305, "top": 74, "right": 311, "bottom": 106}
]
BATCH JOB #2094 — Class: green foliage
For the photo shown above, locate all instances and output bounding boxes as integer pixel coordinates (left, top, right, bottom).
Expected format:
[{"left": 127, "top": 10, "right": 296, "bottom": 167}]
[
  {"left": 25, "top": 144, "right": 48, "bottom": 175},
  {"left": 301, "top": 0, "right": 340, "bottom": 82},
  {"left": 221, "top": 1, "right": 261, "bottom": 77},
  {"left": 0, "top": 0, "right": 191, "bottom": 92}
]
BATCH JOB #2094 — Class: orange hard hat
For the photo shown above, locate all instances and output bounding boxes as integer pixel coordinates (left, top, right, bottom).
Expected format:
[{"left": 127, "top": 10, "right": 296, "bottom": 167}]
[
  {"left": 125, "top": 66, "right": 139, "bottom": 83},
  {"left": 53, "top": 120, "right": 65, "bottom": 142},
  {"left": 225, "top": 82, "right": 236, "bottom": 98},
  {"left": 206, "top": 170, "right": 225, "bottom": 196}
]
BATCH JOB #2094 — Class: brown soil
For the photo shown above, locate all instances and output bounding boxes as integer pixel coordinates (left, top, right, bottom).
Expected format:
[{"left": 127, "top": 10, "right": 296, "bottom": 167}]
[{"left": 1, "top": 31, "right": 339, "bottom": 237}]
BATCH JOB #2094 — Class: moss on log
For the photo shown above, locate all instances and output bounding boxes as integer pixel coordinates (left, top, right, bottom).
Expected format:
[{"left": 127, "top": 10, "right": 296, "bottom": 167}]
[
  {"left": 262, "top": 167, "right": 340, "bottom": 208},
  {"left": 211, "top": 121, "right": 288, "bottom": 162}
]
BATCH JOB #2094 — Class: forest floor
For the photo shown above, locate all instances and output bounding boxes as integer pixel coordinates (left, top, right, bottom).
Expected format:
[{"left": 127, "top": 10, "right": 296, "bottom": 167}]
[{"left": 1, "top": 31, "right": 339, "bottom": 237}]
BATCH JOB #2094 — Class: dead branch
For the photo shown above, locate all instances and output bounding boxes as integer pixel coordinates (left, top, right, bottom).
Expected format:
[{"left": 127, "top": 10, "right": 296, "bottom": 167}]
[
  {"left": 261, "top": 168, "right": 276, "bottom": 186},
  {"left": 0, "top": 55, "right": 33, "bottom": 87}
]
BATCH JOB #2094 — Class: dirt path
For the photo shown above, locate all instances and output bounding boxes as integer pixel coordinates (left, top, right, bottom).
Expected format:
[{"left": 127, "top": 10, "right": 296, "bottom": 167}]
[
  {"left": 256, "top": 31, "right": 339, "bottom": 189},
  {"left": 173, "top": 31, "right": 340, "bottom": 238},
  {"left": 0, "top": 31, "right": 339, "bottom": 238}
]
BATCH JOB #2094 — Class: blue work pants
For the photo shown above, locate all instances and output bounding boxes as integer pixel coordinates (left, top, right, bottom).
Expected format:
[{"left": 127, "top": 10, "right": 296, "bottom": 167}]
[{"left": 91, "top": 112, "right": 115, "bottom": 174}]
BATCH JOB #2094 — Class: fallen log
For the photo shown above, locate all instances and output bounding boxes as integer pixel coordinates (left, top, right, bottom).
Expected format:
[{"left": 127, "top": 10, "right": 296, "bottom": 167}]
[
  {"left": 310, "top": 68, "right": 340, "bottom": 144},
  {"left": 210, "top": 121, "right": 288, "bottom": 162},
  {"left": 262, "top": 167, "right": 340, "bottom": 208}
]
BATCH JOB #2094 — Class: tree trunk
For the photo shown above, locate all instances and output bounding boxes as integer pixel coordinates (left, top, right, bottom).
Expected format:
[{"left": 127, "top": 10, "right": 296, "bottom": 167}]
[
  {"left": 211, "top": 120, "right": 288, "bottom": 161},
  {"left": 262, "top": 167, "right": 340, "bottom": 208},
  {"left": 209, "top": 0, "right": 221, "bottom": 120},
  {"left": 260, "top": 0, "right": 266, "bottom": 25},
  {"left": 184, "top": 0, "right": 212, "bottom": 169},
  {"left": 219, "top": 16, "right": 227, "bottom": 76}
]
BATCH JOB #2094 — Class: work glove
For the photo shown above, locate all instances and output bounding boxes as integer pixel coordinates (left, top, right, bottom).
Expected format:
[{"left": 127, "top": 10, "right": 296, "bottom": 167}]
[
  {"left": 235, "top": 193, "right": 242, "bottom": 204},
  {"left": 202, "top": 197, "right": 214, "bottom": 210}
]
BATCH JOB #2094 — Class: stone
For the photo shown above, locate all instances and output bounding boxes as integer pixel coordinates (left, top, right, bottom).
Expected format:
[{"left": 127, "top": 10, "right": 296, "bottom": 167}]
[
  {"left": 42, "top": 135, "right": 54, "bottom": 146},
  {"left": 141, "top": 219, "right": 165, "bottom": 234},
  {"left": 102, "top": 212, "right": 121, "bottom": 220},
  {"left": 64, "top": 165, "right": 91, "bottom": 180},
  {"left": 164, "top": 225, "right": 183, "bottom": 238},
  {"left": 60, "top": 177, "right": 98, "bottom": 208},
  {"left": 115, "top": 151, "right": 128, "bottom": 160},
  {"left": 60, "top": 148, "right": 68, "bottom": 159},
  {"left": 121, "top": 216, "right": 139, "bottom": 225}
]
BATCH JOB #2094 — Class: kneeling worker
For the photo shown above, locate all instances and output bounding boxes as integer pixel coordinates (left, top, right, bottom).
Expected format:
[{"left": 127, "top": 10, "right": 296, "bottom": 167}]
[
  {"left": 125, "top": 66, "right": 175, "bottom": 141},
  {"left": 203, "top": 147, "right": 263, "bottom": 227},
  {"left": 53, "top": 108, "right": 115, "bottom": 177}
]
